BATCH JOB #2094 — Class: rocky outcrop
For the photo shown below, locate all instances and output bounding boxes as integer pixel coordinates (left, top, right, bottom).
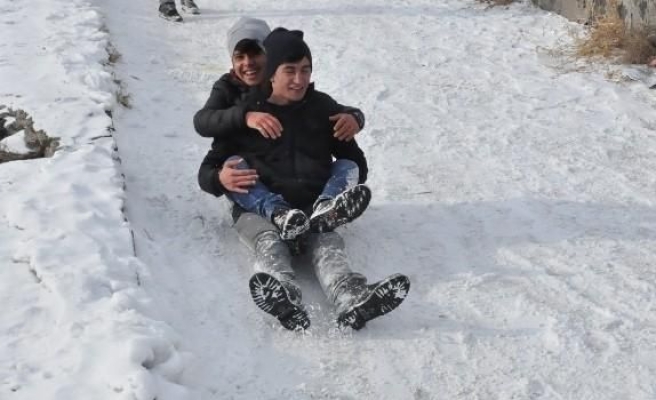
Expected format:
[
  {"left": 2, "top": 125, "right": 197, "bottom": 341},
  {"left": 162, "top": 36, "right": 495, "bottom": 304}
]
[{"left": 0, "top": 107, "right": 60, "bottom": 163}]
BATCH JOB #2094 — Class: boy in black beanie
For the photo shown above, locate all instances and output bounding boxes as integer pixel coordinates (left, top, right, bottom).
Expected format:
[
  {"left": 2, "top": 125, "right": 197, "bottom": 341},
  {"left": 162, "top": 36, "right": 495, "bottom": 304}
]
[
  {"left": 195, "top": 22, "right": 366, "bottom": 207},
  {"left": 196, "top": 26, "right": 370, "bottom": 240},
  {"left": 218, "top": 27, "right": 372, "bottom": 240}
]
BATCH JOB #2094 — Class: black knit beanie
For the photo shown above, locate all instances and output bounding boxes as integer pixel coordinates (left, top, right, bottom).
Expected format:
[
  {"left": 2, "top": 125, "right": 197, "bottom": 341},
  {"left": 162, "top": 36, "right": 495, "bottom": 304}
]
[{"left": 263, "top": 27, "right": 312, "bottom": 82}]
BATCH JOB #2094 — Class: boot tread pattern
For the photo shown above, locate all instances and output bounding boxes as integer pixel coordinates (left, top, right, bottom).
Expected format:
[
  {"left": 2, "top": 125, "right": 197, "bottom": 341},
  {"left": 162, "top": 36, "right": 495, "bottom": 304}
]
[
  {"left": 311, "top": 184, "right": 372, "bottom": 233},
  {"left": 337, "top": 273, "right": 410, "bottom": 330},
  {"left": 275, "top": 210, "right": 310, "bottom": 241},
  {"left": 249, "top": 272, "right": 310, "bottom": 331}
]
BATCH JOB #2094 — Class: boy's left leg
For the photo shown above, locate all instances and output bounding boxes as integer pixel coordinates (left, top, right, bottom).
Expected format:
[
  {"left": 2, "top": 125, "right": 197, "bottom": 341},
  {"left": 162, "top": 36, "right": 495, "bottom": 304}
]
[
  {"left": 309, "top": 159, "right": 371, "bottom": 233},
  {"left": 316, "top": 159, "right": 360, "bottom": 201},
  {"left": 306, "top": 232, "right": 410, "bottom": 330}
]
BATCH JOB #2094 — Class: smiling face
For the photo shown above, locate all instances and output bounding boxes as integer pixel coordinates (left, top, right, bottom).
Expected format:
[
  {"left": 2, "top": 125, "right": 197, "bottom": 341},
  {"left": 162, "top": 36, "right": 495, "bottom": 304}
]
[
  {"left": 269, "top": 57, "right": 312, "bottom": 104},
  {"left": 230, "top": 40, "right": 266, "bottom": 86}
]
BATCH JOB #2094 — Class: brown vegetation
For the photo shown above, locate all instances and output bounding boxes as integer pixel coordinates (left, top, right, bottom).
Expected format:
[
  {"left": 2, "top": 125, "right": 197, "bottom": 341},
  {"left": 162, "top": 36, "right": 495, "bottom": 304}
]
[{"left": 575, "top": 0, "right": 656, "bottom": 64}]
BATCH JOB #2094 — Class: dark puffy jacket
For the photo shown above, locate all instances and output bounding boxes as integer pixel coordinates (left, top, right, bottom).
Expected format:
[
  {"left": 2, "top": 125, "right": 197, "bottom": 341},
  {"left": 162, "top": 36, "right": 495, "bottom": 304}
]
[
  {"left": 195, "top": 73, "right": 252, "bottom": 198},
  {"left": 195, "top": 72, "right": 365, "bottom": 138},
  {"left": 194, "top": 72, "right": 253, "bottom": 139},
  {"left": 197, "top": 84, "right": 368, "bottom": 210}
]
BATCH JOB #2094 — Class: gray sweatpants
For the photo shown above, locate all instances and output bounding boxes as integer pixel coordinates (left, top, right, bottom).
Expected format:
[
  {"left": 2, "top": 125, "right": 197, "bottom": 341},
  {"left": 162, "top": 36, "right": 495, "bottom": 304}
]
[{"left": 233, "top": 212, "right": 366, "bottom": 304}]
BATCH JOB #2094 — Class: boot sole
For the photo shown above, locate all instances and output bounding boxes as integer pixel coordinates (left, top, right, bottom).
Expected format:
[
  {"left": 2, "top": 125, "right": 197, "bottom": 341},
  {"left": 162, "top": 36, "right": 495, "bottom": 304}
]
[
  {"left": 279, "top": 210, "right": 310, "bottom": 241},
  {"left": 310, "top": 184, "right": 371, "bottom": 233},
  {"left": 249, "top": 272, "right": 310, "bottom": 331},
  {"left": 337, "top": 274, "right": 410, "bottom": 330}
]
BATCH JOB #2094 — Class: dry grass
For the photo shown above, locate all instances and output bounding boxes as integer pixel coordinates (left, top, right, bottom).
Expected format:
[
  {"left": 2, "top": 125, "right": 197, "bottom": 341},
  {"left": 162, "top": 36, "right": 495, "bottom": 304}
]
[
  {"left": 116, "top": 89, "right": 132, "bottom": 109},
  {"left": 575, "top": 0, "right": 656, "bottom": 64},
  {"left": 621, "top": 30, "right": 656, "bottom": 64},
  {"left": 476, "top": 0, "right": 516, "bottom": 6},
  {"left": 107, "top": 43, "right": 122, "bottom": 65},
  {"left": 113, "top": 79, "right": 132, "bottom": 109}
]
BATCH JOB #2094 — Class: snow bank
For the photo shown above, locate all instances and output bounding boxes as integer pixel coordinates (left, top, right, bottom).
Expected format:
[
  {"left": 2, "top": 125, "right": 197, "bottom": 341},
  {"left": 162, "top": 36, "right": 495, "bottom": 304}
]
[{"left": 0, "top": 0, "right": 188, "bottom": 399}]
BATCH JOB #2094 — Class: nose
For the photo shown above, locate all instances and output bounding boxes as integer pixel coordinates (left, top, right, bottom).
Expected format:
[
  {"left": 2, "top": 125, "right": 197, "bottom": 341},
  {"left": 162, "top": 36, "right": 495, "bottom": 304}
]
[
  {"left": 292, "top": 71, "right": 307, "bottom": 84},
  {"left": 243, "top": 55, "right": 255, "bottom": 66}
]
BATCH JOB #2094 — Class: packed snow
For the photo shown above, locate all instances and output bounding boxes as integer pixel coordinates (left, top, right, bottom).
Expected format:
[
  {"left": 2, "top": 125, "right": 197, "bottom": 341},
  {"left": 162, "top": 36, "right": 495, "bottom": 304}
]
[
  {"left": 1, "top": 0, "right": 655, "bottom": 399},
  {"left": 0, "top": 130, "right": 30, "bottom": 155}
]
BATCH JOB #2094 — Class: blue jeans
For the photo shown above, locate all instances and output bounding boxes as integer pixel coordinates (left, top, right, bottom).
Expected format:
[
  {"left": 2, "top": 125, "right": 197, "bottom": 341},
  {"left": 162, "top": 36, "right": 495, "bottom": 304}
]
[
  {"left": 315, "top": 159, "right": 360, "bottom": 205},
  {"left": 225, "top": 156, "right": 359, "bottom": 221}
]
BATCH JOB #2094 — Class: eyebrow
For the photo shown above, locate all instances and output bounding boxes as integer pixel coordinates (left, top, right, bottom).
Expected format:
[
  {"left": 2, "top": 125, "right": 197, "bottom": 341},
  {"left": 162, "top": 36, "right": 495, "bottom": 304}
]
[{"left": 282, "top": 64, "right": 312, "bottom": 70}]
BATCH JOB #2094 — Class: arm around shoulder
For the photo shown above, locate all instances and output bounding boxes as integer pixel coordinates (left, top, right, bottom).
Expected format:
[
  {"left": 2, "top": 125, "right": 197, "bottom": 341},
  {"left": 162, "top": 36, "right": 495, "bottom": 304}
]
[
  {"left": 316, "top": 89, "right": 366, "bottom": 130},
  {"left": 193, "top": 79, "right": 249, "bottom": 139}
]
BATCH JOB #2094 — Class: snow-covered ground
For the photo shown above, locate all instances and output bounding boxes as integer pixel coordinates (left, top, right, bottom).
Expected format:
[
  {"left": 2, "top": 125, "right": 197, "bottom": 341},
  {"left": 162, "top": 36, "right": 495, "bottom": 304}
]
[{"left": 2, "top": 0, "right": 656, "bottom": 399}]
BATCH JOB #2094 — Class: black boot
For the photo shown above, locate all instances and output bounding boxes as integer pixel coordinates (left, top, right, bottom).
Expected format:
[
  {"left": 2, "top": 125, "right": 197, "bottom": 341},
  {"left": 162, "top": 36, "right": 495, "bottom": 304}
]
[
  {"left": 335, "top": 273, "right": 410, "bottom": 330},
  {"left": 249, "top": 272, "right": 310, "bottom": 331},
  {"left": 158, "top": 2, "right": 183, "bottom": 22},
  {"left": 309, "top": 184, "right": 371, "bottom": 233},
  {"left": 271, "top": 208, "right": 310, "bottom": 241}
]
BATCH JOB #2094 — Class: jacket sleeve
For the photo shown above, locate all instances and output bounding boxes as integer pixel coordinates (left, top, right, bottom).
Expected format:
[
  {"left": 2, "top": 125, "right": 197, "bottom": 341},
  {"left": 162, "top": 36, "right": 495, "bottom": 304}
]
[
  {"left": 332, "top": 138, "right": 368, "bottom": 184},
  {"left": 197, "top": 147, "right": 231, "bottom": 197},
  {"left": 317, "top": 91, "right": 368, "bottom": 182},
  {"left": 339, "top": 105, "right": 365, "bottom": 130},
  {"left": 193, "top": 80, "right": 249, "bottom": 139}
]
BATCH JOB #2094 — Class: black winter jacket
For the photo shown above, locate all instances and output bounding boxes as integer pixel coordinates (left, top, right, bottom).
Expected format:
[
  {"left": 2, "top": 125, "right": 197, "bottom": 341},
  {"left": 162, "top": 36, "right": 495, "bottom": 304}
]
[
  {"left": 194, "top": 73, "right": 253, "bottom": 140},
  {"left": 194, "top": 73, "right": 367, "bottom": 207},
  {"left": 194, "top": 72, "right": 365, "bottom": 139},
  {"left": 196, "top": 82, "right": 368, "bottom": 210}
]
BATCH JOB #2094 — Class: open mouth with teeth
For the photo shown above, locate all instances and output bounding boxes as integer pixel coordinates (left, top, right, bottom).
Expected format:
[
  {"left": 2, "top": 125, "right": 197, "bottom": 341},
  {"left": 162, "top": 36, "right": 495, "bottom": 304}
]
[{"left": 238, "top": 67, "right": 262, "bottom": 83}]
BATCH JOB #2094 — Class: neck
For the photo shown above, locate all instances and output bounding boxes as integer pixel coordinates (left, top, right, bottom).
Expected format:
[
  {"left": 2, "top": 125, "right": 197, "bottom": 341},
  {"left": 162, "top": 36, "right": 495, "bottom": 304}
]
[{"left": 267, "top": 93, "right": 291, "bottom": 105}]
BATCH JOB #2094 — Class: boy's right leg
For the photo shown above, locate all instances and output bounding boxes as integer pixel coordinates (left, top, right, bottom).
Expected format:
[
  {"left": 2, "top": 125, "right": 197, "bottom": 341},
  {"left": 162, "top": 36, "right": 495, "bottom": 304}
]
[
  {"left": 225, "top": 156, "right": 309, "bottom": 240},
  {"left": 234, "top": 212, "right": 310, "bottom": 330}
]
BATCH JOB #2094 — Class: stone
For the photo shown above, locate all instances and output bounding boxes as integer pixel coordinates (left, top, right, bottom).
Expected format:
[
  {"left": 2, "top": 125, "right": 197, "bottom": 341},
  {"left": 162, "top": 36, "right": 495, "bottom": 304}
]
[{"left": 0, "top": 107, "right": 59, "bottom": 164}]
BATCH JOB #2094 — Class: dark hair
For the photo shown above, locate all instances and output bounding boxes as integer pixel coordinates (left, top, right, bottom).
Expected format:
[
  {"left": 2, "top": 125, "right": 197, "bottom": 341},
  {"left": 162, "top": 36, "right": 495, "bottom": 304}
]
[
  {"left": 233, "top": 39, "right": 263, "bottom": 56},
  {"left": 279, "top": 48, "right": 310, "bottom": 65}
]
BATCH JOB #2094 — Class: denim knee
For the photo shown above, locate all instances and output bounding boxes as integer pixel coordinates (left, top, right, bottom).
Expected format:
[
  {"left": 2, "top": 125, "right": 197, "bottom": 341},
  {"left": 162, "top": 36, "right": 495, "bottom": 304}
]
[
  {"left": 331, "top": 159, "right": 359, "bottom": 176},
  {"left": 226, "top": 155, "right": 251, "bottom": 170}
]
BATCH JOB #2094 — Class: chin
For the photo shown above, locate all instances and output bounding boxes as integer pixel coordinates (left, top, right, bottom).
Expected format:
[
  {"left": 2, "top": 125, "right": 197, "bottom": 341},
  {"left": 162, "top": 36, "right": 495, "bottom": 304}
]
[
  {"left": 289, "top": 90, "right": 307, "bottom": 101},
  {"left": 241, "top": 76, "right": 259, "bottom": 85}
]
